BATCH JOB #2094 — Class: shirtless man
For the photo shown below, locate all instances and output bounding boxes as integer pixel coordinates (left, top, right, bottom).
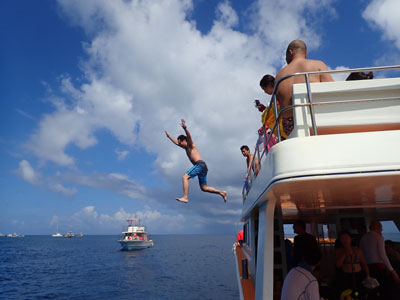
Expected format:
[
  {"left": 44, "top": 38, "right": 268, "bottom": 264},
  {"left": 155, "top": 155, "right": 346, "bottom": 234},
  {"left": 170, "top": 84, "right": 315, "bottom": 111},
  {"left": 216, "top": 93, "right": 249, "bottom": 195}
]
[
  {"left": 165, "top": 119, "right": 227, "bottom": 203},
  {"left": 240, "top": 145, "right": 259, "bottom": 179},
  {"left": 275, "top": 40, "right": 334, "bottom": 136}
]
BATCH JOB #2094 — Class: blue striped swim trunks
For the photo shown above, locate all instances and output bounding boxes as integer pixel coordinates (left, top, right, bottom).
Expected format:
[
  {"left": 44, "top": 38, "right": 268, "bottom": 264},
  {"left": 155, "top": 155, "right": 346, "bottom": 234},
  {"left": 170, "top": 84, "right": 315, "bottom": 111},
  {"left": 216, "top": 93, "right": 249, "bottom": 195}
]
[{"left": 186, "top": 160, "right": 208, "bottom": 187}]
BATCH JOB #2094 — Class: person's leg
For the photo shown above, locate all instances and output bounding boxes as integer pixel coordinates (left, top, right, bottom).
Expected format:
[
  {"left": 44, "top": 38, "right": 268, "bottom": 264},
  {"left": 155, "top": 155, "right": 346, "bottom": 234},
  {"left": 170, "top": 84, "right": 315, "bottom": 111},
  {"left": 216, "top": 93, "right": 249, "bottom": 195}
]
[
  {"left": 200, "top": 184, "right": 227, "bottom": 202},
  {"left": 176, "top": 174, "right": 190, "bottom": 203}
]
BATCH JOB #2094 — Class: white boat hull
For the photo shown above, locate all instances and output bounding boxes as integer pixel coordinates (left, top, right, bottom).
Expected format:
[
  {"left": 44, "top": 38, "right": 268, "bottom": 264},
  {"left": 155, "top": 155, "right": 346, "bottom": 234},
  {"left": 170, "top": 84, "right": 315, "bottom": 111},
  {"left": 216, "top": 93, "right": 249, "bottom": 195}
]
[{"left": 118, "top": 240, "right": 154, "bottom": 250}]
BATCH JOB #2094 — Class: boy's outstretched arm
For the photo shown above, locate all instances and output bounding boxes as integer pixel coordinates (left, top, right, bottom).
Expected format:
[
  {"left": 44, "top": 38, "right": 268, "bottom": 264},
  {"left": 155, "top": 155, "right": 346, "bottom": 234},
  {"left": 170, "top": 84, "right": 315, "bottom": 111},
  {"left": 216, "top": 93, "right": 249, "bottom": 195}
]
[
  {"left": 165, "top": 130, "right": 180, "bottom": 147},
  {"left": 180, "top": 119, "right": 193, "bottom": 145}
]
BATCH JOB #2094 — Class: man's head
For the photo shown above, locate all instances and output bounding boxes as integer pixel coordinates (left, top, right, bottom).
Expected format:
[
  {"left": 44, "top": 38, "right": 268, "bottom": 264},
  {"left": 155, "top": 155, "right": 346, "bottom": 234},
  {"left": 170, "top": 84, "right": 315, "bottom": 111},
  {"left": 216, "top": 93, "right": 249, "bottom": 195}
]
[
  {"left": 177, "top": 135, "right": 188, "bottom": 147},
  {"left": 286, "top": 40, "right": 307, "bottom": 64},
  {"left": 293, "top": 220, "right": 306, "bottom": 235},
  {"left": 369, "top": 220, "right": 383, "bottom": 233},
  {"left": 304, "top": 247, "right": 322, "bottom": 268},
  {"left": 240, "top": 145, "right": 250, "bottom": 157},
  {"left": 259, "top": 74, "right": 275, "bottom": 95}
]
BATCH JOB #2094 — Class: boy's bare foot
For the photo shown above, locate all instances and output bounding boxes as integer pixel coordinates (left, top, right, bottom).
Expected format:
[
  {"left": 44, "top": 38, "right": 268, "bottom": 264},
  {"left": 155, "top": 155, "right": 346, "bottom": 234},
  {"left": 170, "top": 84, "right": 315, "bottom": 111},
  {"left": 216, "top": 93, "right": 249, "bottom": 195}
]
[
  {"left": 176, "top": 197, "right": 188, "bottom": 203},
  {"left": 221, "top": 191, "right": 227, "bottom": 203}
]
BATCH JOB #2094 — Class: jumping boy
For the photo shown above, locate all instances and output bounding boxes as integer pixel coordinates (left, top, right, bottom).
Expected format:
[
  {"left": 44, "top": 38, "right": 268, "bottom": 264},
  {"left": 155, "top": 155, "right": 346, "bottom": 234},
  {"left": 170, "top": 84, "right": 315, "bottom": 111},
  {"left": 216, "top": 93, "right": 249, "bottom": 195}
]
[{"left": 165, "top": 119, "right": 227, "bottom": 203}]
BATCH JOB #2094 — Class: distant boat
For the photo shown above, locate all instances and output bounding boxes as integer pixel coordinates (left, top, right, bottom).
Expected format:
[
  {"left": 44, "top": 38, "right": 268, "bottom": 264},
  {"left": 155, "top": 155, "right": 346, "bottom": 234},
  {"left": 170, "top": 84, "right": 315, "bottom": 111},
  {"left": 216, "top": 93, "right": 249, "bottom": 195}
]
[
  {"left": 64, "top": 231, "right": 74, "bottom": 238},
  {"left": 7, "top": 233, "right": 24, "bottom": 237},
  {"left": 75, "top": 233, "right": 83, "bottom": 237},
  {"left": 52, "top": 224, "right": 63, "bottom": 237},
  {"left": 118, "top": 218, "right": 153, "bottom": 250},
  {"left": 0, "top": 233, "right": 4, "bottom": 237}
]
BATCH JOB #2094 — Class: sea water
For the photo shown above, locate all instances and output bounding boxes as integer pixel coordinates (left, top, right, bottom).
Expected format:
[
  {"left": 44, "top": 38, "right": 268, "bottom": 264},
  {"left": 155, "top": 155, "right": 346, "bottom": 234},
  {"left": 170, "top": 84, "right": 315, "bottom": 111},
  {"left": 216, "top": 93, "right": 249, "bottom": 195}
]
[{"left": 0, "top": 235, "right": 239, "bottom": 300}]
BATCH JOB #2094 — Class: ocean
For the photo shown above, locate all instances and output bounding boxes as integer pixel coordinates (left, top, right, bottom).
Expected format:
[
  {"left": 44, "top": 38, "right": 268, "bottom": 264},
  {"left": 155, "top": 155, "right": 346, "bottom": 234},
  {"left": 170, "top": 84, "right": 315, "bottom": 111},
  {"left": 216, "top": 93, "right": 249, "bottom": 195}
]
[{"left": 0, "top": 235, "right": 239, "bottom": 300}]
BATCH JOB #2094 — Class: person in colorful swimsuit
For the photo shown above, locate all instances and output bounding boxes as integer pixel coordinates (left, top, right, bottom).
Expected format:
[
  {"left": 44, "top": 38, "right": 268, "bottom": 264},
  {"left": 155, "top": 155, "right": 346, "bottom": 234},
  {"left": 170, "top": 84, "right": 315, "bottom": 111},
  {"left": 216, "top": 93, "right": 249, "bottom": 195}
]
[{"left": 165, "top": 119, "right": 227, "bottom": 204}]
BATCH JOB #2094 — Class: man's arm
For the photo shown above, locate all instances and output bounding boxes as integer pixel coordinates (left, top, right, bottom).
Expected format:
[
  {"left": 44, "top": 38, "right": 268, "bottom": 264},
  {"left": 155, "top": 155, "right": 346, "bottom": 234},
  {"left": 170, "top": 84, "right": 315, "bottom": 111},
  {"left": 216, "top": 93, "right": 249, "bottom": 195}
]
[
  {"left": 165, "top": 131, "right": 180, "bottom": 147},
  {"left": 319, "top": 61, "right": 334, "bottom": 82},
  {"left": 180, "top": 119, "right": 193, "bottom": 146}
]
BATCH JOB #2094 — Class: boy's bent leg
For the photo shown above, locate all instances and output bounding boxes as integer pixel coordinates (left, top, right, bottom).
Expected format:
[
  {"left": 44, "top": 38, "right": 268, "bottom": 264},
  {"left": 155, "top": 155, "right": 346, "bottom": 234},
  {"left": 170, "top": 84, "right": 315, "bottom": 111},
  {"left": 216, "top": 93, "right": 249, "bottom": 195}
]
[
  {"left": 200, "top": 184, "right": 227, "bottom": 203},
  {"left": 176, "top": 174, "right": 190, "bottom": 203}
]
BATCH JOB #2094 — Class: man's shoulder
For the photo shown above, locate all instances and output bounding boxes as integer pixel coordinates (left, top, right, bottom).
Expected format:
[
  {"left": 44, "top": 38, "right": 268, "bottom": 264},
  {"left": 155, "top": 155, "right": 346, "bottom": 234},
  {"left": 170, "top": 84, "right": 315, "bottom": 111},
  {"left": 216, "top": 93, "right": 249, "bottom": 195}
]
[{"left": 305, "top": 58, "right": 328, "bottom": 69}]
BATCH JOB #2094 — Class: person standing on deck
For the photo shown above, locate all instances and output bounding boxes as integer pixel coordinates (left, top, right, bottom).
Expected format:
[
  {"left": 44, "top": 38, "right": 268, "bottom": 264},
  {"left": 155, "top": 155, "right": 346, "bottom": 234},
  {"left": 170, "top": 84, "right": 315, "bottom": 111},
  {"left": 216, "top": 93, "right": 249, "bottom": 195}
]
[
  {"left": 240, "top": 145, "right": 260, "bottom": 179},
  {"left": 165, "top": 119, "right": 227, "bottom": 204},
  {"left": 360, "top": 221, "right": 400, "bottom": 298},
  {"left": 275, "top": 40, "right": 334, "bottom": 137}
]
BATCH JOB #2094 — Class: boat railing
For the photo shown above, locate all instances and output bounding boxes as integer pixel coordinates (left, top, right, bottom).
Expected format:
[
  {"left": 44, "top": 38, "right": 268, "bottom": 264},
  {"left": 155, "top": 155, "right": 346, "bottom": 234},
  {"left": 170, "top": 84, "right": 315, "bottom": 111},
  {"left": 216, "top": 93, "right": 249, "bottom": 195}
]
[{"left": 242, "top": 65, "right": 400, "bottom": 202}]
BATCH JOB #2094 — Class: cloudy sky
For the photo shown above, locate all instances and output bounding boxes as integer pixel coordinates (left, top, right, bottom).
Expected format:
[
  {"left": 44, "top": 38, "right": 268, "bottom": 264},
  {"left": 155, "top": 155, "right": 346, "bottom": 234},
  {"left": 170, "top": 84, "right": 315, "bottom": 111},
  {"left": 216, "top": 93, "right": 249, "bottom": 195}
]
[{"left": 1, "top": 0, "right": 400, "bottom": 235}]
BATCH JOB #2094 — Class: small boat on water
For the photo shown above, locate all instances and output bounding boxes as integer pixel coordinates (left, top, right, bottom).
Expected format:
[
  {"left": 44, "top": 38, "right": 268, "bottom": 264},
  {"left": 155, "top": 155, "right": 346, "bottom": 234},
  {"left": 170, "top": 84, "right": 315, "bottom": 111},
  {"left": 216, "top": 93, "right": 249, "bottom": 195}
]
[
  {"left": 76, "top": 233, "right": 83, "bottom": 237},
  {"left": 118, "top": 218, "right": 153, "bottom": 250},
  {"left": 52, "top": 224, "right": 63, "bottom": 237},
  {"left": 64, "top": 231, "right": 74, "bottom": 238},
  {"left": 7, "top": 233, "right": 24, "bottom": 237}
]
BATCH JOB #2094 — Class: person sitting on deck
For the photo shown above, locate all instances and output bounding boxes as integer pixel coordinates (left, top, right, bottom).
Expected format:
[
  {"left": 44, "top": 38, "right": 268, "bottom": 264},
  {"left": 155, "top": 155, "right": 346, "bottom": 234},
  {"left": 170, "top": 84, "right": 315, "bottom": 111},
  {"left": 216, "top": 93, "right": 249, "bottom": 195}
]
[
  {"left": 346, "top": 71, "right": 373, "bottom": 81},
  {"left": 275, "top": 40, "right": 334, "bottom": 137},
  {"left": 281, "top": 242, "right": 323, "bottom": 300},
  {"left": 360, "top": 221, "right": 400, "bottom": 299}
]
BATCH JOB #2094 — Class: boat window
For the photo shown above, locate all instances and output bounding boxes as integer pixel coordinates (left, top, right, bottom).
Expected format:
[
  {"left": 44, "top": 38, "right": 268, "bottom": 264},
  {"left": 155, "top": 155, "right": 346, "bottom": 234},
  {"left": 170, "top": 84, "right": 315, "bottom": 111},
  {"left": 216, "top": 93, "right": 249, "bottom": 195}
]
[{"left": 382, "top": 220, "right": 400, "bottom": 241}]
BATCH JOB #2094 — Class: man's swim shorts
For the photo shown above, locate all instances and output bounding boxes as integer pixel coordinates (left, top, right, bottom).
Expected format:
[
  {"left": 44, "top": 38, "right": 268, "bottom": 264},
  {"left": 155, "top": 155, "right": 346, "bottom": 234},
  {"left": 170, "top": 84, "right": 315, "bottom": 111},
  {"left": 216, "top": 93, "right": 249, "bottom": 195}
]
[{"left": 186, "top": 160, "right": 208, "bottom": 187}]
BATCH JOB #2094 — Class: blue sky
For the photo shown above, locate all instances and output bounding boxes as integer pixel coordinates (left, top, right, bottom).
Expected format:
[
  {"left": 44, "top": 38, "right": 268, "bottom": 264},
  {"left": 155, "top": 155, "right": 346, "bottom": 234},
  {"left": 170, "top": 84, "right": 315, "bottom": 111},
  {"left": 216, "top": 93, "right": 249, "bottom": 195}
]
[{"left": 1, "top": 0, "right": 400, "bottom": 235}]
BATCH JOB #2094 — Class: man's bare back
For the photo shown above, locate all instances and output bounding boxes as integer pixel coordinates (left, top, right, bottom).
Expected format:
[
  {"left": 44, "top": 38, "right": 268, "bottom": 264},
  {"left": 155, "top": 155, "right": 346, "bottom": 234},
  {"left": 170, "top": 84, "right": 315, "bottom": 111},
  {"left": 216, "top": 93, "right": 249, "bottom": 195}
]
[{"left": 276, "top": 41, "right": 333, "bottom": 119}]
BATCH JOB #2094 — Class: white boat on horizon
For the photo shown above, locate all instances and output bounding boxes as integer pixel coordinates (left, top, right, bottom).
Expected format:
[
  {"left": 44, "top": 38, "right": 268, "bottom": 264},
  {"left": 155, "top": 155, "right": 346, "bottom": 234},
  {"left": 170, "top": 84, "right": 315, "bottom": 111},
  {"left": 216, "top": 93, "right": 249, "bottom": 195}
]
[
  {"left": 7, "top": 233, "right": 24, "bottom": 237},
  {"left": 233, "top": 65, "right": 400, "bottom": 299},
  {"left": 52, "top": 224, "right": 63, "bottom": 237},
  {"left": 118, "top": 218, "right": 154, "bottom": 250}
]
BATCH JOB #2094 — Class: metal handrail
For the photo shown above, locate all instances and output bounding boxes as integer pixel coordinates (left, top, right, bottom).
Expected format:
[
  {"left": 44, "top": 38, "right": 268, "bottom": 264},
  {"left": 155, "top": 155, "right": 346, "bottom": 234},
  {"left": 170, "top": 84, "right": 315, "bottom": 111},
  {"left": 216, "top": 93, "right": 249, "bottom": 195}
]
[{"left": 242, "top": 65, "right": 400, "bottom": 201}]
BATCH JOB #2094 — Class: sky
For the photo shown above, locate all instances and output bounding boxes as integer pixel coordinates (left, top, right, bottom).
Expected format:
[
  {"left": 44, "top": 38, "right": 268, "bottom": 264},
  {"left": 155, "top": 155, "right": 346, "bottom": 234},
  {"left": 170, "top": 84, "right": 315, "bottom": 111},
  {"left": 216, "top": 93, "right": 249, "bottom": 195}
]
[{"left": 1, "top": 0, "right": 400, "bottom": 235}]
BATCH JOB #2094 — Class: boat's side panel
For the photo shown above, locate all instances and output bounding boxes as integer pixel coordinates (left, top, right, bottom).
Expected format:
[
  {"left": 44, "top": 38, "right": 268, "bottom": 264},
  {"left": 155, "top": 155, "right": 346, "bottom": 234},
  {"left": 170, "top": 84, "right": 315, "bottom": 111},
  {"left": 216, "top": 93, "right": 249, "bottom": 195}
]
[
  {"left": 119, "top": 240, "right": 154, "bottom": 250},
  {"left": 242, "top": 129, "right": 400, "bottom": 218},
  {"left": 255, "top": 198, "right": 276, "bottom": 300}
]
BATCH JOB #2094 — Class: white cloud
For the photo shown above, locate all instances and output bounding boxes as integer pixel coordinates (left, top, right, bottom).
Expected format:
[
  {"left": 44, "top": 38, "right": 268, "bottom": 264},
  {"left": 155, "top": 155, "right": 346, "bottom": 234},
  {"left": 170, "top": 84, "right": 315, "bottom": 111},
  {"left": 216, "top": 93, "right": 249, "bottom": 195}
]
[
  {"left": 363, "top": 0, "right": 400, "bottom": 50},
  {"left": 52, "top": 205, "right": 186, "bottom": 234},
  {"left": 250, "top": 0, "right": 337, "bottom": 66},
  {"left": 62, "top": 171, "right": 147, "bottom": 200},
  {"left": 49, "top": 183, "right": 78, "bottom": 196},
  {"left": 16, "top": 160, "right": 38, "bottom": 184},
  {"left": 216, "top": 1, "right": 238, "bottom": 28},
  {"left": 115, "top": 149, "right": 129, "bottom": 161}
]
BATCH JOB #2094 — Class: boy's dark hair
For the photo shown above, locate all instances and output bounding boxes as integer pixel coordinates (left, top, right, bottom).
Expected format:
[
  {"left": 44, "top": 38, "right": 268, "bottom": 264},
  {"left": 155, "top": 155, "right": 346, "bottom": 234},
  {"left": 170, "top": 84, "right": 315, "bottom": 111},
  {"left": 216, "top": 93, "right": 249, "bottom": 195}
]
[
  {"left": 303, "top": 247, "right": 322, "bottom": 266},
  {"left": 240, "top": 145, "right": 250, "bottom": 151},
  {"left": 346, "top": 71, "right": 373, "bottom": 81},
  {"left": 177, "top": 135, "right": 187, "bottom": 142},
  {"left": 259, "top": 74, "right": 275, "bottom": 88}
]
